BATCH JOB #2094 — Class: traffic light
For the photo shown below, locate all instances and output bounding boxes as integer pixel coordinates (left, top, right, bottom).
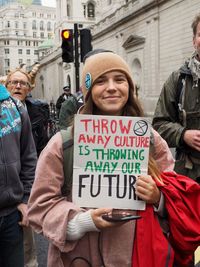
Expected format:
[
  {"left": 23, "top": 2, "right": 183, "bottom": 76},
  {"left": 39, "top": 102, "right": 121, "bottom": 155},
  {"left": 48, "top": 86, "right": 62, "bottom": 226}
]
[
  {"left": 80, "top": 29, "right": 92, "bottom": 62},
  {"left": 61, "top": 29, "right": 74, "bottom": 63}
]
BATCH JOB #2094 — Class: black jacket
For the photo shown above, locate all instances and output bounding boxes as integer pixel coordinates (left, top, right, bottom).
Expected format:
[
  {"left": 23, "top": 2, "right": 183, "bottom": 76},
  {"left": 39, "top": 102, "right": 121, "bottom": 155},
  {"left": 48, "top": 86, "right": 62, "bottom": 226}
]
[{"left": 26, "top": 97, "right": 49, "bottom": 156}]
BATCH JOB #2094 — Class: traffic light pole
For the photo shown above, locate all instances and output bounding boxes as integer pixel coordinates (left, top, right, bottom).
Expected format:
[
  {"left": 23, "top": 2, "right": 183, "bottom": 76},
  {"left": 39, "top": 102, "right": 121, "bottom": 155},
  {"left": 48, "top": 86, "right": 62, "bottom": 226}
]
[{"left": 74, "top": 23, "right": 80, "bottom": 92}]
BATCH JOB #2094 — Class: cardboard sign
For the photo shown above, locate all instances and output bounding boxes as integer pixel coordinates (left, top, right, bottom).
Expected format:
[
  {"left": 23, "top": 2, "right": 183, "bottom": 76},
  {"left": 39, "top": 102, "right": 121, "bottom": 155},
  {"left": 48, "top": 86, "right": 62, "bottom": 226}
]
[{"left": 73, "top": 114, "right": 150, "bottom": 210}]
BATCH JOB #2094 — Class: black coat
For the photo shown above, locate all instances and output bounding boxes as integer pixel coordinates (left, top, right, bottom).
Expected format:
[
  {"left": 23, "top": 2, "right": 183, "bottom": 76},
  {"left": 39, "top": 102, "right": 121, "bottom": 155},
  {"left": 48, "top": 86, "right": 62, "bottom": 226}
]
[{"left": 26, "top": 97, "right": 49, "bottom": 156}]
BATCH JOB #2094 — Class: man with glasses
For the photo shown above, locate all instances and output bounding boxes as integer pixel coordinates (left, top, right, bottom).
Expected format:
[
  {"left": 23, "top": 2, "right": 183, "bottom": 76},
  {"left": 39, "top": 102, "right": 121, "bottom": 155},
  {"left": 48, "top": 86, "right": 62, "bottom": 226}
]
[
  {"left": 0, "top": 82, "right": 37, "bottom": 267},
  {"left": 5, "top": 68, "right": 49, "bottom": 267},
  {"left": 6, "top": 69, "right": 49, "bottom": 156}
]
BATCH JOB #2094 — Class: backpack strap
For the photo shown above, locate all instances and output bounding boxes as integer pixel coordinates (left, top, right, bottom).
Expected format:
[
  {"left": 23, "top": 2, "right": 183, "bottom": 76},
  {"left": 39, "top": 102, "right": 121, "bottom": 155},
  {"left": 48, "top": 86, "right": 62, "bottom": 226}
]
[
  {"left": 60, "top": 128, "right": 74, "bottom": 196},
  {"left": 175, "top": 73, "right": 186, "bottom": 111}
]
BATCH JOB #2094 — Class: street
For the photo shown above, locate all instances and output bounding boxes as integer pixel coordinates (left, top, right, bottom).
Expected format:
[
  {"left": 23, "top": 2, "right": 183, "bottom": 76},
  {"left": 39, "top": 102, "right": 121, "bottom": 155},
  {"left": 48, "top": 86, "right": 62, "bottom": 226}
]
[{"left": 35, "top": 233, "right": 49, "bottom": 267}]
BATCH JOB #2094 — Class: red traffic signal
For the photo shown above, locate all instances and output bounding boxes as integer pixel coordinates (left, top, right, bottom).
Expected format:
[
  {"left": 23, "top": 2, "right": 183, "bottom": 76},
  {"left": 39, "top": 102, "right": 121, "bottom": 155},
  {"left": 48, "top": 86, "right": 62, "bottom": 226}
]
[{"left": 61, "top": 29, "right": 74, "bottom": 63}]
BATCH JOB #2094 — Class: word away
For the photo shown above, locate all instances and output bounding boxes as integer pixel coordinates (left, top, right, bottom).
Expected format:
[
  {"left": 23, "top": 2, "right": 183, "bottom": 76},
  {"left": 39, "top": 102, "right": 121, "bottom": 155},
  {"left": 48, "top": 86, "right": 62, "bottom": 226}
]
[{"left": 78, "top": 134, "right": 149, "bottom": 148}]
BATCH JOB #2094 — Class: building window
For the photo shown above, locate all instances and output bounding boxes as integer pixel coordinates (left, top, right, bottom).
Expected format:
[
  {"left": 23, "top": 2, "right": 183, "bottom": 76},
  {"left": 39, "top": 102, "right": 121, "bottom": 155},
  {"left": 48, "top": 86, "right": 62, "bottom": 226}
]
[
  {"left": 25, "top": 41, "right": 31, "bottom": 46},
  {"left": 34, "top": 50, "right": 38, "bottom": 55},
  {"left": 32, "top": 20, "right": 37, "bottom": 30},
  {"left": 83, "top": 4, "right": 86, "bottom": 17},
  {"left": 40, "top": 21, "right": 44, "bottom": 30},
  {"left": 26, "top": 49, "right": 30, "bottom": 55},
  {"left": 47, "top": 21, "right": 51, "bottom": 31},
  {"left": 48, "top": 33, "right": 52, "bottom": 39},
  {"left": 16, "top": 31, "right": 18, "bottom": 36},
  {"left": 19, "top": 59, "right": 23, "bottom": 65},
  {"left": 27, "top": 59, "right": 31, "bottom": 66},
  {"left": 67, "top": 4, "right": 70, "bottom": 16},
  {"left": 15, "top": 21, "right": 18, "bottom": 28},
  {"left": 40, "top": 32, "right": 44, "bottom": 38},
  {"left": 87, "top": 2, "right": 95, "bottom": 18},
  {"left": 32, "top": 12, "right": 36, "bottom": 17},
  {"left": 5, "top": 59, "right": 10, "bottom": 67},
  {"left": 18, "top": 40, "right": 23, "bottom": 45},
  {"left": 4, "top": 40, "right": 9, "bottom": 45},
  {"left": 5, "top": 48, "right": 9, "bottom": 54},
  {"left": 6, "top": 21, "right": 10, "bottom": 28},
  {"left": 23, "top": 22, "right": 27, "bottom": 29},
  {"left": 18, "top": 49, "right": 22, "bottom": 54},
  {"left": 33, "top": 32, "right": 37, "bottom": 38}
]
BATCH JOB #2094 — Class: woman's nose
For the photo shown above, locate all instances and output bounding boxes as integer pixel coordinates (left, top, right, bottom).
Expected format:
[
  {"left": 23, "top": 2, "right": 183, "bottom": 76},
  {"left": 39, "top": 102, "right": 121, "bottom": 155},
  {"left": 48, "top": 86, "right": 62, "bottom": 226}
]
[{"left": 107, "top": 79, "right": 116, "bottom": 90}]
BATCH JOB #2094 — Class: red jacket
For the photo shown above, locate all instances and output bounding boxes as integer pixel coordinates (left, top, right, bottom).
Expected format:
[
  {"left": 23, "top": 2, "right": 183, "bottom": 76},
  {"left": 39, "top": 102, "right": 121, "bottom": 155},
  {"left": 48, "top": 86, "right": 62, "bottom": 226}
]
[{"left": 132, "top": 172, "right": 200, "bottom": 267}]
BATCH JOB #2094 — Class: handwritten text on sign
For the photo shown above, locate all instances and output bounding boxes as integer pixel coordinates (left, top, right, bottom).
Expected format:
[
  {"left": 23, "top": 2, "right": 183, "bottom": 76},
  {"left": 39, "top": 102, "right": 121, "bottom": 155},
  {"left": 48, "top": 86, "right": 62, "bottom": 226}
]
[{"left": 73, "top": 115, "right": 150, "bottom": 210}]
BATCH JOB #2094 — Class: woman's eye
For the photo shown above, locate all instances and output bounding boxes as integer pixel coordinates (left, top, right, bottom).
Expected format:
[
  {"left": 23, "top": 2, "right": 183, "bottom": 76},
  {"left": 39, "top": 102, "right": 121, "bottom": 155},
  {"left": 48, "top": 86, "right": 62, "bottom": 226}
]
[
  {"left": 116, "top": 77, "right": 127, "bottom": 83},
  {"left": 95, "top": 79, "right": 105, "bottom": 84}
]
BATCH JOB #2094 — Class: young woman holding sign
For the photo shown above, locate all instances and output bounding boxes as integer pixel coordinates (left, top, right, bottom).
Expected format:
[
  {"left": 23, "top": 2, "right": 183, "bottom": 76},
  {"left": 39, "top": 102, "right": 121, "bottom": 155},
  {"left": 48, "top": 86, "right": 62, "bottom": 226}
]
[{"left": 28, "top": 52, "right": 200, "bottom": 267}]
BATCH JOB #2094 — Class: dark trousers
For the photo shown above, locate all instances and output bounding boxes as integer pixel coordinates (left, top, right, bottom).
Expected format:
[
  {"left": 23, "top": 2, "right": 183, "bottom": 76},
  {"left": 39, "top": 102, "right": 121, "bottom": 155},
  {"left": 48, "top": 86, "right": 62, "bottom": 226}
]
[{"left": 0, "top": 210, "right": 24, "bottom": 267}]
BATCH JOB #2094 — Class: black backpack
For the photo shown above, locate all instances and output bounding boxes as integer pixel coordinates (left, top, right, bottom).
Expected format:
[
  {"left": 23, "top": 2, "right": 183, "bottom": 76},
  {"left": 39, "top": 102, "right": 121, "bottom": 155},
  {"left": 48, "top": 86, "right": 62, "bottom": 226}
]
[
  {"left": 26, "top": 97, "right": 50, "bottom": 128},
  {"left": 26, "top": 97, "right": 50, "bottom": 155}
]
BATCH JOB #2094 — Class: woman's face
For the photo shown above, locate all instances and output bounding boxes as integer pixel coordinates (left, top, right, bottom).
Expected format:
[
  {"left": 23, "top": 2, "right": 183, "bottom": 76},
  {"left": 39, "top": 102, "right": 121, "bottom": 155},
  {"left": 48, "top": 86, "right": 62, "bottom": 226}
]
[{"left": 91, "top": 71, "right": 129, "bottom": 116}]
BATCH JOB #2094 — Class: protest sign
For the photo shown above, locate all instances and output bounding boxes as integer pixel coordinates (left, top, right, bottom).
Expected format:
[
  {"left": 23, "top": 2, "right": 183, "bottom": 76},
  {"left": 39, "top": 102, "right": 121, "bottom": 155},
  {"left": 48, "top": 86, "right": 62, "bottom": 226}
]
[{"left": 73, "top": 114, "right": 150, "bottom": 210}]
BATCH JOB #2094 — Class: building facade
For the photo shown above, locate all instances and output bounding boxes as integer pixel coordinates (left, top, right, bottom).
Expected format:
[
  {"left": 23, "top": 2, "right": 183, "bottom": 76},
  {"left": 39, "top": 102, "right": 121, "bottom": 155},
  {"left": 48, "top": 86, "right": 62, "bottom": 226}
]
[
  {"left": 0, "top": 1, "right": 56, "bottom": 75},
  {"left": 33, "top": 0, "right": 199, "bottom": 116},
  {"left": 92, "top": 0, "right": 199, "bottom": 116},
  {"left": 32, "top": 0, "right": 96, "bottom": 102}
]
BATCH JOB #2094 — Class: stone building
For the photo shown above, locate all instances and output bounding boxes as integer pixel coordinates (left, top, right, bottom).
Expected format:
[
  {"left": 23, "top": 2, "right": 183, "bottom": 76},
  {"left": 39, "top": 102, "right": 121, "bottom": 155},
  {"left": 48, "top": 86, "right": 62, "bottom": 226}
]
[
  {"left": 33, "top": 0, "right": 199, "bottom": 116},
  {"left": 32, "top": 0, "right": 96, "bottom": 103},
  {"left": 92, "top": 0, "right": 199, "bottom": 116},
  {"left": 0, "top": 1, "right": 56, "bottom": 75}
]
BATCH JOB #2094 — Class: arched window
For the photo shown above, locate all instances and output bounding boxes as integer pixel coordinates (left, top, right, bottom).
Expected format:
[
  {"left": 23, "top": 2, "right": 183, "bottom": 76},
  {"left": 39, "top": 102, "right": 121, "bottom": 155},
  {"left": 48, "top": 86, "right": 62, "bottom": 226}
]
[
  {"left": 40, "top": 21, "right": 44, "bottom": 31},
  {"left": 47, "top": 21, "right": 51, "bottom": 31},
  {"left": 66, "top": 75, "right": 71, "bottom": 90},
  {"left": 87, "top": 2, "right": 95, "bottom": 18},
  {"left": 67, "top": 4, "right": 70, "bottom": 17},
  {"left": 132, "top": 58, "right": 142, "bottom": 97},
  {"left": 32, "top": 20, "right": 36, "bottom": 30}
]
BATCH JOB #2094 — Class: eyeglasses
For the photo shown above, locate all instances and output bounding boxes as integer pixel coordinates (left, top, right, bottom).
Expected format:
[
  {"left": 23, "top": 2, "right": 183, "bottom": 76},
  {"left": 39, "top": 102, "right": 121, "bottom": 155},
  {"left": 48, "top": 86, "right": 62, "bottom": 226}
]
[{"left": 8, "top": 80, "right": 30, "bottom": 88}]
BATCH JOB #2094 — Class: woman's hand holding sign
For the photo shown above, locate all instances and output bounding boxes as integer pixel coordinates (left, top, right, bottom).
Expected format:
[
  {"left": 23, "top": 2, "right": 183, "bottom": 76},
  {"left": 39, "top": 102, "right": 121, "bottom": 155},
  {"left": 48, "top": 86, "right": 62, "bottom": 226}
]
[{"left": 135, "top": 174, "right": 161, "bottom": 207}]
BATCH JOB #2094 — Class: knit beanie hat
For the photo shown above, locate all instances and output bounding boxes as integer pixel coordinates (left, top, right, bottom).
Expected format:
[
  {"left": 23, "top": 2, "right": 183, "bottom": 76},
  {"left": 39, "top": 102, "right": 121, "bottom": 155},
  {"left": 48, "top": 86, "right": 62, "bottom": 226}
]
[{"left": 81, "top": 52, "right": 134, "bottom": 101}]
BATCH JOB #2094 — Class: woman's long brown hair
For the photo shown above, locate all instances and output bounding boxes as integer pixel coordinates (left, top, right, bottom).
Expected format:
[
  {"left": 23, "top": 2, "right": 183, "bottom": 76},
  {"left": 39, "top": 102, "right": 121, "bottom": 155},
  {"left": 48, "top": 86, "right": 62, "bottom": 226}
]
[{"left": 148, "top": 155, "right": 163, "bottom": 183}]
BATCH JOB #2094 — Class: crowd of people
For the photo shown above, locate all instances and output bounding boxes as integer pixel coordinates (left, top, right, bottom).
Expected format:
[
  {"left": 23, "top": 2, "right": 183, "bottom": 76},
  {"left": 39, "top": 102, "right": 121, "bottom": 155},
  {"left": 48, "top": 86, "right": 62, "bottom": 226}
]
[{"left": 0, "top": 13, "right": 200, "bottom": 267}]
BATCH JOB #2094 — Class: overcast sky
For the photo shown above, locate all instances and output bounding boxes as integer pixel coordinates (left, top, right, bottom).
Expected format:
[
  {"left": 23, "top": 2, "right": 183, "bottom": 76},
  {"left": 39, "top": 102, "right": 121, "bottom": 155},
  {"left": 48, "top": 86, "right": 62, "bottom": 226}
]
[{"left": 42, "top": 0, "right": 56, "bottom": 7}]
